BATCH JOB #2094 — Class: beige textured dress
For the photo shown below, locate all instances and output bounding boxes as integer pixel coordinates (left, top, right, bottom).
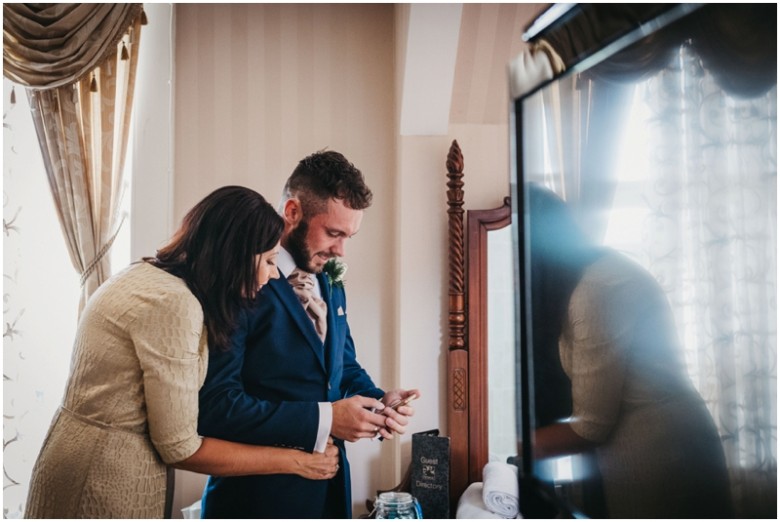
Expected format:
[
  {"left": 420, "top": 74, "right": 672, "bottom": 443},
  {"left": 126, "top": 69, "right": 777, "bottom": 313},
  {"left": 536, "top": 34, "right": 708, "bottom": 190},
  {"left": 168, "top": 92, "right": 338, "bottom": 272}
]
[
  {"left": 24, "top": 262, "right": 208, "bottom": 519},
  {"left": 559, "top": 252, "right": 731, "bottom": 517}
]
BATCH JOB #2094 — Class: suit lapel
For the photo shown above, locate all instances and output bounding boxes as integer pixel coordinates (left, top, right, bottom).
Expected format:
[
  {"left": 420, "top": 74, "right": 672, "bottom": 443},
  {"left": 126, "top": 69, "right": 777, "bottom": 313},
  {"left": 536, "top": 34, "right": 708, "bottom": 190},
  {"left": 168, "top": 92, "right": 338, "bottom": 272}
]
[
  {"left": 269, "top": 272, "right": 326, "bottom": 372},
  {"left": 318, "top": 272, "right": 337, "bottom": 376}
]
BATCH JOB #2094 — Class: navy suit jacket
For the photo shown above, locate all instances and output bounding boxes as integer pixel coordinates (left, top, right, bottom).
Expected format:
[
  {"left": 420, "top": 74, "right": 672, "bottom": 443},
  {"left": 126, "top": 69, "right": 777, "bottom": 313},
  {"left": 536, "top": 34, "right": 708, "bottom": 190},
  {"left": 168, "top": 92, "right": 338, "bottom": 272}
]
[{"left": 198, "top": 271, "right": 384, "bottom": 518}]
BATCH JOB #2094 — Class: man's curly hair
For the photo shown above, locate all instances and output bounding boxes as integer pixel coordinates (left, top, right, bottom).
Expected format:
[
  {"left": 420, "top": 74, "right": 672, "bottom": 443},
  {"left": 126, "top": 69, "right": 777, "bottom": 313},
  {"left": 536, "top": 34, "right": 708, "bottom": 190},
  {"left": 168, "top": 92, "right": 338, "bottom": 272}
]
[{"left": 282, "top": 150, "right": 373, "bottom": 217}]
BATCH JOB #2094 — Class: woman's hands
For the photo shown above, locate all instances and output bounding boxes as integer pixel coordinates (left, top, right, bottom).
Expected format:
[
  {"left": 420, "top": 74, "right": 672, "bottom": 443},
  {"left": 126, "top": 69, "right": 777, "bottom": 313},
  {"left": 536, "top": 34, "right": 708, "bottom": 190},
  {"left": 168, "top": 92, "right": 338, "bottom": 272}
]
[{"left": 293, "top": 438, "right": 340, "bottom": 480}]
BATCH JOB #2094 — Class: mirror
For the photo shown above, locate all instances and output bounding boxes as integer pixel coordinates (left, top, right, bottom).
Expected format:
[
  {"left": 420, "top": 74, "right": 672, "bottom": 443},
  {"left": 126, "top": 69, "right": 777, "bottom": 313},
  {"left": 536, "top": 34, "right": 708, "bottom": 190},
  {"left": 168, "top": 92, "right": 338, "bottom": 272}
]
[
  {"left": 513, "top": 4, "right": 776, "bottom": 518},
  {"left": 486, "top": 223, "right": 516, "bottom": 463},
  {"left": 467, "top": 199, "right": 514, "bottom": 467}
]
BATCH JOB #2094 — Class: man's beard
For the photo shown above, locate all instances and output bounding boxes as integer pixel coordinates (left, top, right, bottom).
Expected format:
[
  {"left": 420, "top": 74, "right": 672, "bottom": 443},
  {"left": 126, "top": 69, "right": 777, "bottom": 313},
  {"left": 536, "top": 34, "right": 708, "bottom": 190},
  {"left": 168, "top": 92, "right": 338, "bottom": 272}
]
[{"left": 285, "top": 219, "right": 319, "bottom": 273}]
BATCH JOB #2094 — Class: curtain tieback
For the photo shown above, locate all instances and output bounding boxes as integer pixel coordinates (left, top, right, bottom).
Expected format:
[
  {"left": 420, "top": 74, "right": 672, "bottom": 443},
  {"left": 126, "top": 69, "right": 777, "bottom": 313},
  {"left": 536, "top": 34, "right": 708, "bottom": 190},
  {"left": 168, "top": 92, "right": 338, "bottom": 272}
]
[
  {"left": 532, "top": 39, "right": 566, "bottom": 75},
  {"left": 80, "top": 215, "right": 125, "bottom": 287}
]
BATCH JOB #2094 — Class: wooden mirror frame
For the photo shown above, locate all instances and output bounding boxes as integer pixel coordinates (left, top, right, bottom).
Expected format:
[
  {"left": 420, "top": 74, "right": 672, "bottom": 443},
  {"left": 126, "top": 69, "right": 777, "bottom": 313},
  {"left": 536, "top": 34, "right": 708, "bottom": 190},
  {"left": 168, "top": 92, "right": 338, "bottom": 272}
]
[{"left": 446, "top": 140, "right": 511, "bottom": 509}]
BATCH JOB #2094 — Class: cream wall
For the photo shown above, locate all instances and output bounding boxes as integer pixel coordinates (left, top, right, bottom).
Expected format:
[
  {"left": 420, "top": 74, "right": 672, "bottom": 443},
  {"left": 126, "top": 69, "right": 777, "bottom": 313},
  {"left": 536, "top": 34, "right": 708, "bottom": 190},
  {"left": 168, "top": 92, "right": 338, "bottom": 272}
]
[
  {"left": 133, "top": 2, "right": 539, "bottom": 517},
  {"left": 173, "top": 4, "right": 398, "bottom": 516}
]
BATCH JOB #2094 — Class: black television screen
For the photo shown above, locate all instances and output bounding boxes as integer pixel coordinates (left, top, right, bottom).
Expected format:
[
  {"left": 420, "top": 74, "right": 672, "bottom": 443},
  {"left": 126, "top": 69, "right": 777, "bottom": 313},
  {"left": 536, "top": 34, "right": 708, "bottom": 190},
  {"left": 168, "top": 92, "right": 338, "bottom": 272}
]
[{"left": 511, "top": 3, "right": 776, "bottom": 518}]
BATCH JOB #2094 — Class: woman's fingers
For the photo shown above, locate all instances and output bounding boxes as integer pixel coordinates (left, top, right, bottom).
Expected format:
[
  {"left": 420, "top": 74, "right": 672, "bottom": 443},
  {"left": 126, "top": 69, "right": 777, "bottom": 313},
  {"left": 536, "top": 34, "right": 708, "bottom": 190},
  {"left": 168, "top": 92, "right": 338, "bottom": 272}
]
[
  {"left": 324, "top": 444, "right": 339, "bottom": 475},
  {"left": 309, "top": 446, "right": 339, "bottom": 479}
]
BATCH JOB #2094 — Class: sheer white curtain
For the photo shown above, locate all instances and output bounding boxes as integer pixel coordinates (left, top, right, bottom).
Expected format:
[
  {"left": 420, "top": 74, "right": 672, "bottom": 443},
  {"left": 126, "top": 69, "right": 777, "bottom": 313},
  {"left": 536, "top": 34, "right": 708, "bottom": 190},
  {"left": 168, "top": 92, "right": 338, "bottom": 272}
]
[
  {"left": 3, "top": 4, "right": 143, "bottom": 516},
  {"left": 533, "top": 74, "right": 634, "bottom": 244},
  {"left": 3, "top": 78, "right": 81, "bottom": 519},
  {"left": 628, "top": 43, "right": 777, "bottom": 514}
]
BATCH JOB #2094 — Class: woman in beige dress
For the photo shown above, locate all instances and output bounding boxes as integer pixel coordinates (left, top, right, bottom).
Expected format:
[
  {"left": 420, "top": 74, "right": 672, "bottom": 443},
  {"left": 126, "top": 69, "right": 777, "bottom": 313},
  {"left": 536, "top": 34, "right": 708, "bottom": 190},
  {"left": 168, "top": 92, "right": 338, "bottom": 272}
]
[
  {"left": 24, "top": 186, "right": 339, "bottom": 519},
  {"left": 527, "top": 184, "right": 731, "bottom": 518}
]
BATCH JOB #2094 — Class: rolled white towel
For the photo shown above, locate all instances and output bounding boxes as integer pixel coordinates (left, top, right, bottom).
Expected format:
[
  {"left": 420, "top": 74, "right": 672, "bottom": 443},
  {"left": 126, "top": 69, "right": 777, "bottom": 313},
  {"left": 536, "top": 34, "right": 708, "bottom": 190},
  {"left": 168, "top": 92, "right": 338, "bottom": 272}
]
[
  {"left": 456, "top": 482, "right": 503, "bottom": 519},
  {"left": 482, "top": 462, "right": 519, "bottom": 518},
  {"left": 181, "top": 499, "right": 201, "bottom": 519}
]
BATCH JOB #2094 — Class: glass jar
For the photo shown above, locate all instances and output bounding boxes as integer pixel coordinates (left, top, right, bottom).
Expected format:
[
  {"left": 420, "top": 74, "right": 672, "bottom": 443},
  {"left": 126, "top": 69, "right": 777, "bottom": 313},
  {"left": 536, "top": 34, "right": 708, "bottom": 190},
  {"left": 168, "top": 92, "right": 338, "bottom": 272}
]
[{"left": 374, "top": 492, "right": 423, "bottom": 519}]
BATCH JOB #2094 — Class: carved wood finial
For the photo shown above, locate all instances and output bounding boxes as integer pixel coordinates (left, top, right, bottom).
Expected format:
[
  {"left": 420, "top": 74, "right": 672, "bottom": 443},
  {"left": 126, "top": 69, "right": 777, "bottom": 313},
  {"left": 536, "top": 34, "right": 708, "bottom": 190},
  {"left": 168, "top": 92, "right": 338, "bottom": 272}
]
[
  {"left": 447, "top": 140, "right": 466, "bottom": 351},
  {"left": 446, "top": 139, "right": 464, "bottom": 174},
  {"left": 447, "top": 139, "right": 469, "bottom": 510}
]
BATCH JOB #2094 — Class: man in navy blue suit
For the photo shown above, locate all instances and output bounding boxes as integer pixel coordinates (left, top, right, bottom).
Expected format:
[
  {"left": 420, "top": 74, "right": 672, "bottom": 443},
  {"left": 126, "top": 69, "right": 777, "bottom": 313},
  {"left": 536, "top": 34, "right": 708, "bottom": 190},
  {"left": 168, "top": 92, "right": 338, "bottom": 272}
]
[{"left": 198, "top": 150, "right": 419, "bottom": 518}]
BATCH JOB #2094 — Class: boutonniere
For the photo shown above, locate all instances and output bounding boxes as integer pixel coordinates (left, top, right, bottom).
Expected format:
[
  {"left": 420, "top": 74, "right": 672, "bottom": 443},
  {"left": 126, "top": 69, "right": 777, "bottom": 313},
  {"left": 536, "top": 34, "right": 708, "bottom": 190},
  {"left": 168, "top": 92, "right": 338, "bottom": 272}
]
[{"left": 323, "top": 258, "right": 347, "bottom": 288}]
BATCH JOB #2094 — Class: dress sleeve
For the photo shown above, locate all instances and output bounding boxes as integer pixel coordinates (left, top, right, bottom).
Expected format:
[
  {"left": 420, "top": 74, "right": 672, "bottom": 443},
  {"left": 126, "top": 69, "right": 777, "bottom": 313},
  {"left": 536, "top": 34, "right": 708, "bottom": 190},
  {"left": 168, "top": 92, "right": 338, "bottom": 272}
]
[
  {"left": 564, "top": 272, "right": 635, "bottom": 443},
  {"left": 129, "top": 288, "right": 206, "bottom": 464}
]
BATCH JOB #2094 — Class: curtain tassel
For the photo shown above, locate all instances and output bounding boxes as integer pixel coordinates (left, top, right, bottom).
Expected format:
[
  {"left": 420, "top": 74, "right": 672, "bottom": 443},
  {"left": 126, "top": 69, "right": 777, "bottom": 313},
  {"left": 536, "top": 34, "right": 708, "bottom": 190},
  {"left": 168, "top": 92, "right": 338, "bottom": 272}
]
[
  {"left": 90, "top": 72, "right": 98, "bottom": 93},
  {"left": 141, "top": 9, "right": 148, "bottom": 25},
  {"left": 10, "top": 85, "right": 16, "bottom": 105},
  {"left": 120, "top": 42, "right": 129, "bottom": 61}
]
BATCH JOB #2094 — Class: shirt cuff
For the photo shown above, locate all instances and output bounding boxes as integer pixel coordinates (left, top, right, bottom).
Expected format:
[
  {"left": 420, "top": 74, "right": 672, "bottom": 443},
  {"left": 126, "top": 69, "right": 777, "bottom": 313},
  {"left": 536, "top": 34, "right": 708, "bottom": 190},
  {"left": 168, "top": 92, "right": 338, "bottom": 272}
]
[{"left": 314, "top": 402, "right": 333, "bottom": 453}]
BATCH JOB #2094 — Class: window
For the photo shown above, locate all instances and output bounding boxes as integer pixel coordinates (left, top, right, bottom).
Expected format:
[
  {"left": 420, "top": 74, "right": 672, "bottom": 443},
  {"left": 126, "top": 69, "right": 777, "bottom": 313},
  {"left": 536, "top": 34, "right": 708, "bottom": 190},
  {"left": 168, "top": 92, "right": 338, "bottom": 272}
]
[{"left": 2, "top": 78, "right": 131, "bottom": 518}]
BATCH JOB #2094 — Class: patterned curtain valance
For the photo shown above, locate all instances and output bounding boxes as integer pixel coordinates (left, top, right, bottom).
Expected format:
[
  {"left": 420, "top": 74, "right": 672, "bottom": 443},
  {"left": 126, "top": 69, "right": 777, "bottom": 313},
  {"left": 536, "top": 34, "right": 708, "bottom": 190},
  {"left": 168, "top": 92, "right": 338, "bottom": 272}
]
[
  {"left": 3, "top": 3, "right": 144, "bottom": 90},
  {"left": 534, "top": 4, "right": 777, "bottom": 99}
]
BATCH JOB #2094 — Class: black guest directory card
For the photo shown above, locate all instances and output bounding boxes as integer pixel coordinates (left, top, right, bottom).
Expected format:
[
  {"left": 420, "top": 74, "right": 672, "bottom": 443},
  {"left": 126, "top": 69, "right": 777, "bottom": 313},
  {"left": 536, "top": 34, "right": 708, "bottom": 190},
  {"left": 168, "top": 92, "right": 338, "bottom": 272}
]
[{"left": 410, "top": 429, "right": 450, "bottom": 519}]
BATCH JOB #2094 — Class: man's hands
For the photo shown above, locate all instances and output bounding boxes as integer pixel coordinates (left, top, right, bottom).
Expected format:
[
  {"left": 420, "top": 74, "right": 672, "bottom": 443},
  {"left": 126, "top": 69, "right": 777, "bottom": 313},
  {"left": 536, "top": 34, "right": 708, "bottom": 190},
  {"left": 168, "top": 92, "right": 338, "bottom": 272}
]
[
  {"left": 376, "top": 389, "right": 420, "bottom": 440},
  {"left": 331, "top": 389, "right": 420, "bottom": 442},
  {"left": 331, "top": 395, "right": 388, "bottom": 442}
]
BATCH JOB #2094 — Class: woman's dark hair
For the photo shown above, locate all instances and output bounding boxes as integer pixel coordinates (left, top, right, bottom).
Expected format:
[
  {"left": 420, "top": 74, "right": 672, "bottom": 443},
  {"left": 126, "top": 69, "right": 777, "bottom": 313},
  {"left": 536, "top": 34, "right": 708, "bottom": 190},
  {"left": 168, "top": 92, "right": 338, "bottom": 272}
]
[
  {"left": 528, "top": 184, "right": 605, "bottom": 330},
  {"left": 282, "top": 150, "right": 373, "bottom": 216},
  {"left": 527, "top": 184, "right": 606, "bottom": 425},
  {"left": 145, "top": 186, "right": 284, "bottom": 351}
]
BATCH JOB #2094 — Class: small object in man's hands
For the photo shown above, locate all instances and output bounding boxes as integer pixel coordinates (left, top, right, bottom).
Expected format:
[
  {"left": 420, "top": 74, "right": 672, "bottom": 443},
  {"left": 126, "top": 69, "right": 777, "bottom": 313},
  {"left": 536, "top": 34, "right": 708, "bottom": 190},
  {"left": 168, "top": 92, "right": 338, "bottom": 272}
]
[
  {"left": 387, "top": 393, "right": 419, "bottom": 411},
  {"left": 377, "top": 393, "right": 419, "bottom": 441}
]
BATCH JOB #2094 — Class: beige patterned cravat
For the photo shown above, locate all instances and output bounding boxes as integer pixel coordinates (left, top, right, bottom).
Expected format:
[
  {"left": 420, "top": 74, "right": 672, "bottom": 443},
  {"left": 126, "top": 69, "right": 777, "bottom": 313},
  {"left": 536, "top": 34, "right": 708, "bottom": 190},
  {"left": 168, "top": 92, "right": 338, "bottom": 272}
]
[{"left": 287, "top": 268, "right": 328, "bottom": 342}]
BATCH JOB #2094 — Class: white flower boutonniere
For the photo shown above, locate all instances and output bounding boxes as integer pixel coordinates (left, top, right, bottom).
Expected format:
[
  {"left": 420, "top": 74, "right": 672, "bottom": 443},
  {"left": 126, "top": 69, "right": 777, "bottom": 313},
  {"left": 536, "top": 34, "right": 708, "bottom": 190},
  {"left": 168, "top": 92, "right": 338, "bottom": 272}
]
[{"left": 323, "top": 258, "right": 347, "bottom": 288}]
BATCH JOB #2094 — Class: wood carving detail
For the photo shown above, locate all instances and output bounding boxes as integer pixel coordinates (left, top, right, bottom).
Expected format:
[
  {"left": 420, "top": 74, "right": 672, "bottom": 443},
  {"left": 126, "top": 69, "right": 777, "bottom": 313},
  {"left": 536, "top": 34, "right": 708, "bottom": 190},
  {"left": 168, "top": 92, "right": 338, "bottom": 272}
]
[
  {"left": 453, "top": 368, "right": 467, "bottom": 411},
  {"left": 446, "top": 140, "right": 466, "bottom": 352},
  {"left": 447, "top": 140, "right": 468, "bottom": 512}
]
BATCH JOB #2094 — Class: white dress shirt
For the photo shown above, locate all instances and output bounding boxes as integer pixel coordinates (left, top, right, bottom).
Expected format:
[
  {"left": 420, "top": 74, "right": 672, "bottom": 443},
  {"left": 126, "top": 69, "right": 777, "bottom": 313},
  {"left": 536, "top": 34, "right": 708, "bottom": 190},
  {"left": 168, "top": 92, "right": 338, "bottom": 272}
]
[{"left": 278, "top": 247, "right": 332, "bottom": 453}]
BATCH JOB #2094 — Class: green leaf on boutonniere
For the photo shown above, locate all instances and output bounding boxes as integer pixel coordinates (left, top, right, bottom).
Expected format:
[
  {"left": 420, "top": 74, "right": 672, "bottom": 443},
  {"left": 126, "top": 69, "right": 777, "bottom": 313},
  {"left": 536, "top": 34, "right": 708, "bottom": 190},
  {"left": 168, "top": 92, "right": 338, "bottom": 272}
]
[{"left": 323, "top": 258, "right": 347, "bottom": 288}]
